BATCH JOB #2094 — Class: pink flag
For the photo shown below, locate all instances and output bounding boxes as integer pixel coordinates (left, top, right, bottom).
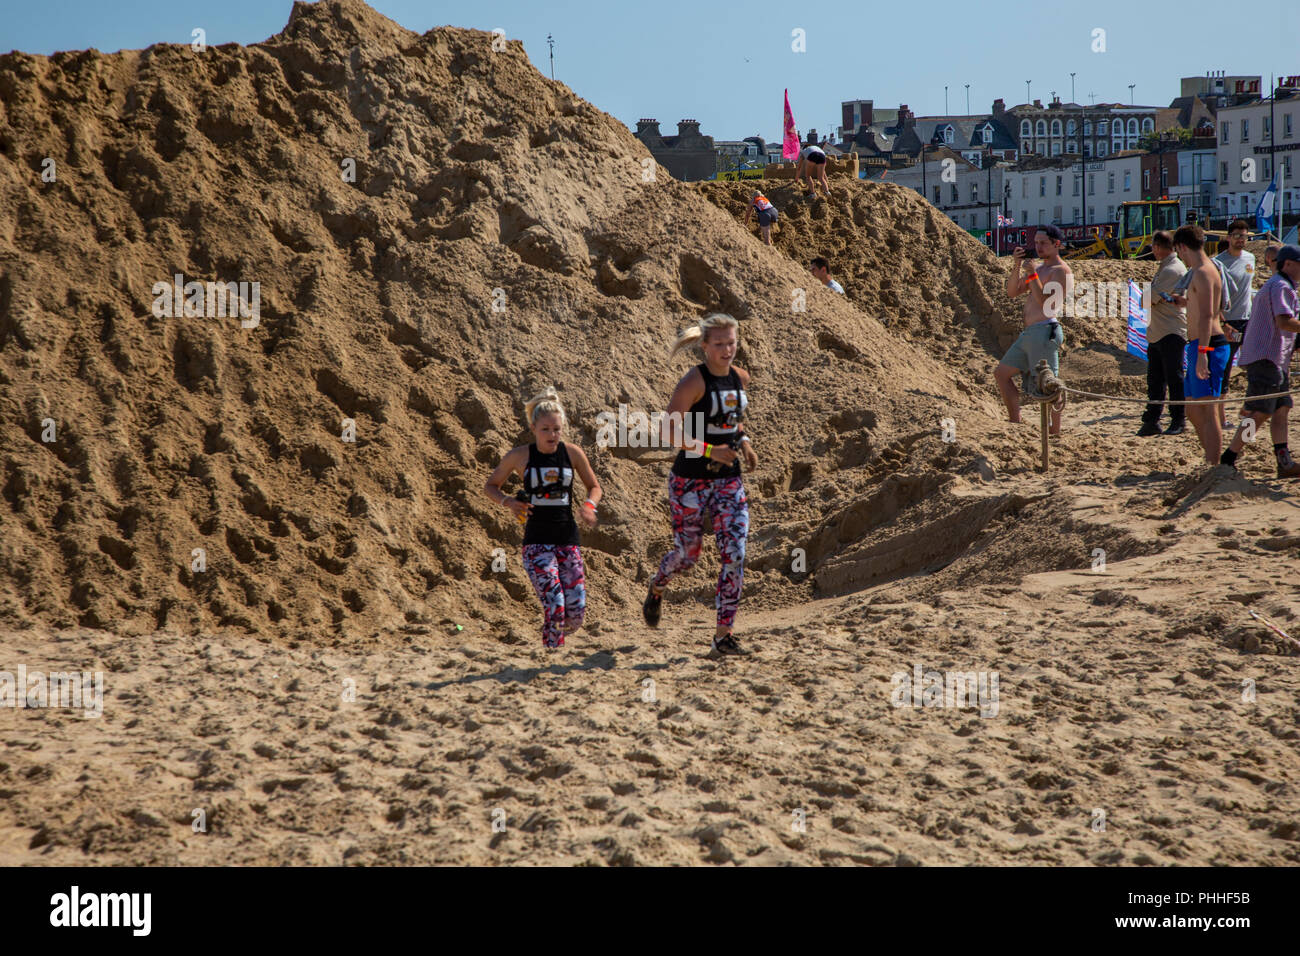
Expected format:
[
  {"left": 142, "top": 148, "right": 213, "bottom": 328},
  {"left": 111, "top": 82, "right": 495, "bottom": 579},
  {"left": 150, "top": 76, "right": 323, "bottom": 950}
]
[{"left": 782, "top": 89, "right": 799, "bottom": 161}]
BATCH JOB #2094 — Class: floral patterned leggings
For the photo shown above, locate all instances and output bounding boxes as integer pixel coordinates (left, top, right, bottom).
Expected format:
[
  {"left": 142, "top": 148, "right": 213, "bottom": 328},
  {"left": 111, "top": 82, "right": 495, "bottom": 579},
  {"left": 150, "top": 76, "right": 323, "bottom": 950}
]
[
  {"left": 521, "top": 544, "right": 586, "bottom": 648},
  {"left": 652, "top": 474, "right": 749, "bottom": 629}
]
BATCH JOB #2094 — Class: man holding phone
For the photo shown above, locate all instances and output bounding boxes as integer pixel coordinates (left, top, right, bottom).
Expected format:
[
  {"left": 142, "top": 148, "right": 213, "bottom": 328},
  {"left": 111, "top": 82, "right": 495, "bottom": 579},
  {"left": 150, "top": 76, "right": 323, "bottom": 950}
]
[
  {"left": 997, "top": 225, "right": 1071, "bottom": 435},
  {"left": 1140, "top": 231, "right": 1189, "bottom": 436}
]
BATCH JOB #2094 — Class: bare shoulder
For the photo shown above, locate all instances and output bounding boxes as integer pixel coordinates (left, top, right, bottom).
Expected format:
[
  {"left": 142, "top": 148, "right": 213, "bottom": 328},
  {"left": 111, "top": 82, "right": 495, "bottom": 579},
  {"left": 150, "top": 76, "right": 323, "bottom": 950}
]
[
  {"left": 733, "top": 365, "right": 750, "bottom": 386},
  {"left": 564, "top": 442, "right": 591, "bottom": 465}
]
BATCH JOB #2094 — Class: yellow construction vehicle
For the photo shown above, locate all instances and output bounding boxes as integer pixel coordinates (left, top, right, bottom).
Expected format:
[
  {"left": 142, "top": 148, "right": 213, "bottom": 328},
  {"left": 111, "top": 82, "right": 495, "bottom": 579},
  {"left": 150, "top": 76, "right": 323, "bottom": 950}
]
[{"left": 1065, "top": 199, "right": 1185, "bottom": 259}]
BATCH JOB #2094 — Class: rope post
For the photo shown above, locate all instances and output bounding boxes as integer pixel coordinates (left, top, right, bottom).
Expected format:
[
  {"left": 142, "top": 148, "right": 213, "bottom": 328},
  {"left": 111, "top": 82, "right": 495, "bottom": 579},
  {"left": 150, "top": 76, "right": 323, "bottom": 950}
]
[
  {"left": 1040, "top": 401, "right": 1049, "bottom": 471},
  {"left": 1031, "top": 359, "right": 1063, "bottom": 474}
]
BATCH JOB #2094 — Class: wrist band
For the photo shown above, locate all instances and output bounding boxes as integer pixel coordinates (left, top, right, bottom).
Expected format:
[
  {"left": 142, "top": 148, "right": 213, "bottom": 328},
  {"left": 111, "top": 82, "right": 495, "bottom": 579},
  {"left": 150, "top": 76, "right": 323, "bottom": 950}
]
[
  {"left": 703, "top": 443, "right": 713, "bottom": 459},
  {"left": 1025, "top": 272, "right": 1038, "bottom": 282},
  {"left": 583, "top": 500, "right": 596, "bottom": 512},
  {"left": 1198, "top": 346, "right": 1212, "bottom": 353}
]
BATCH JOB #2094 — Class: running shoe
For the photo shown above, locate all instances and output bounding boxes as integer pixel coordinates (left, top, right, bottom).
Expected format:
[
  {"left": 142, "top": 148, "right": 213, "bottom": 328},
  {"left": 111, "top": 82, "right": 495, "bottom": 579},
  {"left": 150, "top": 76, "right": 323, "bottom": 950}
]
[
  {"left": 642, "top": 585, "right": 662, "bottom": 627},
  {"left": 709, "top": 634, "right": 748, "bottom": 657}
]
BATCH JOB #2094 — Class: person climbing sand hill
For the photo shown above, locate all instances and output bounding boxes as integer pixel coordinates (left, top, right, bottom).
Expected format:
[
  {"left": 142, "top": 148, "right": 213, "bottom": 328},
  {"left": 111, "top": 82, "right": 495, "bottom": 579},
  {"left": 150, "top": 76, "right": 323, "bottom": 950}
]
[
  {"left": 643, "top": 314, "right": 758, "bottom": 659},
  {"left": 744, "top": 190, "right": 779, "bottom": 246},
  {"left": 483, "top": 387, "right": 601, "bottom": 650},
  {"left": 794, "top": 141, "right": 831, "bottom": 199}
]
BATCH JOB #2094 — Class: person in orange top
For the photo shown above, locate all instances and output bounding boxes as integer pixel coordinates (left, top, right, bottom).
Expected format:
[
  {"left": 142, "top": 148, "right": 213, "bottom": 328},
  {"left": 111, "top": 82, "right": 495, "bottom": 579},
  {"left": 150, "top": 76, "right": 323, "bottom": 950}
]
[{"left": 743, "top": 191, "right": 778, "bottom": 246}]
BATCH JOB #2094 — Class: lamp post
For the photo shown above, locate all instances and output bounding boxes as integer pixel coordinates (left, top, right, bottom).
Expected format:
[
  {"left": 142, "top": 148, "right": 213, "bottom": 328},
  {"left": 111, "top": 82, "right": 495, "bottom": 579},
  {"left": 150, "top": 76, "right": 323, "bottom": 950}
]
[
  {"left": 966, "top": 84, "right": 971, "bottom": 116},
  {"left": 1026, "top": 80, "right": 1031, "bottom": 104},
  {"left": 1128, "top": 83, "right": 1135, "bottom": 105},
  {"left": 547, "top": 34, "right": 554, "bottom": 80},
  {"left": 1070, "top": 73, "right": 1076, "bottom": 104},
  {"left": 945, "top": 85, "right": 949, "bottom": 114}
]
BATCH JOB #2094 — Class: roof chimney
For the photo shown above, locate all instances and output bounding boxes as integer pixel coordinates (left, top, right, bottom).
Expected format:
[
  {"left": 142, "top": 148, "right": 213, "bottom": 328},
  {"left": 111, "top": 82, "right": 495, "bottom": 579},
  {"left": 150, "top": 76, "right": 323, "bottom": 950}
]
[{"left": 635, "top": 118, "right": 661, "bottom": 136}]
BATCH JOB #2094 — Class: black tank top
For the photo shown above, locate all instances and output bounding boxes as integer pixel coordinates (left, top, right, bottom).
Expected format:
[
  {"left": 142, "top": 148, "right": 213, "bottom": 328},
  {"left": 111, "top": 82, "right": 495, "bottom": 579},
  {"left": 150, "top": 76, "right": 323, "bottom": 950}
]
[
  {"left": 522, "top": 443, "right": 580, "bottom": 546},
  {"left": 671, "top": 364, "right": 748, "bottom": 480}
]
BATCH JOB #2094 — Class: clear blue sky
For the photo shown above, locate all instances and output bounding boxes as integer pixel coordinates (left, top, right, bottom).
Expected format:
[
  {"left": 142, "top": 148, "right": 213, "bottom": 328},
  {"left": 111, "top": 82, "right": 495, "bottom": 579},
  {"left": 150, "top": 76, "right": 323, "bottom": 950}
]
[{"left": 4, "top": 0, "right": 1298, "bottom": 142}]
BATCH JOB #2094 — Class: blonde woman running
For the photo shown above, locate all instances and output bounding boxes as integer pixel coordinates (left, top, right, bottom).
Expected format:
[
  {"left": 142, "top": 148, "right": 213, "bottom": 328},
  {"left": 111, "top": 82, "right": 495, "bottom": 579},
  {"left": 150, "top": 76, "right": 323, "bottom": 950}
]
[
  {"left": 483, "top": 387, "right": 601, "bottom": 649},
  {"left": 643, "top": 315, "right": 758, "bottom": 657}
]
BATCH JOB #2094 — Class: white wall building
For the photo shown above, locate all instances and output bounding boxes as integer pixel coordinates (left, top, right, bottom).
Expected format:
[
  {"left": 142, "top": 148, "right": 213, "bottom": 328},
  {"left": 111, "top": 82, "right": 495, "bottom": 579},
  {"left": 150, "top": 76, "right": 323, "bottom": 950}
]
[
  {"left": 1002, "top": 152, "right": 1145, "bottom": 227},
  {"left": 1215, "top": 82, "right": 1300, "bottom": 221},
  {"left": 882, "top": 149, "right": 1008, "bottom": 232}
]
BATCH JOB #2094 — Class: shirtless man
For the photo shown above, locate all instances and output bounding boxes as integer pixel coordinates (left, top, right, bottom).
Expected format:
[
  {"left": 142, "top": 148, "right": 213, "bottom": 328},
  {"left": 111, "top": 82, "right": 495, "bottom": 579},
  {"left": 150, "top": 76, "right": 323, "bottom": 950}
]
[
  {"left": 996, "top": 224, "right": 1072, "bottom": 435},
  {"left": 1174, "top": 224, "right": 1230, "bottom": 465}
]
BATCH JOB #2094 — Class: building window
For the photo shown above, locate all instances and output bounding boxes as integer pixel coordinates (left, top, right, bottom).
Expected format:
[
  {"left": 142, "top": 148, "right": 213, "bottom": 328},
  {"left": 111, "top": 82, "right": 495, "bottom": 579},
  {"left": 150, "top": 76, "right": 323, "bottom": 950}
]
[
  {"left": 951, "top": 184, "right": 959, "bottom": 202},
  {"left": 1241, "top": 119, "right": 1249, "bottom": 141},
  {"left": 982, "top": 126, "right": 993, "bottom": 144},
  {"left": 1221, "top": 161, "right": 1228, "bottom": 183},
  {"left": 1221, "top": 121, "right": 1229, "bottom": 144},
  {"left": 1264, "top": 158, "right": 1272, "bottom": 179},
  {"left": 1083, "top": 120, "right": 1092, "bottom": 136},
  {"left": 1038, "top": 209, "right": 1045, "bottom": 222},
  {"left": 1073, "top": 206, "right": 1080, "bottom": 222},
  {"left": 1286, "top": 156, "right": 1293, "bottom": 178},
  {"left": 1022, "top": 179, "right": 1028, "bottom": 198},
  {"left": 1066, "top": 141, "right": 1077, "bottom": 153},
  {"left": 971, "top": 182, "right": 979, "bottom": 202},
  {"left": 943, "top": 126, "right": 954, "bottom": 144},
  {"left": 1039, "top": 177, "right": 1046, "bottom": 197},
  {"left": 1107, "top": 205, "right": 1114, "bottom": 219},
  {"left": 1022, "top": 209, "right": 1028, "bottom": 223},
  {"left": 1088, "top": 205, "right": 1095, "bottom": 220},
  {"left": 1088, "top": 173, "right": 1095, "bottom": 195},
  {"left": 1055, "top": 175, "right": 1063, "bottom": 196},
  {"left": 1054, "top": 205, "right": 1062, "bottom": 221},
  {"left": 1127, "top": 118, "right": 1138, "bottom": 136},
  {"left": 1286, "top": 113, "right": 1294, "bottom": 138},
  {"left": 1098, "top": 142, "right": 1107, "bottom": 157},
  {"left": 1143, "top": 169, "right": 1150, "bottom": 190},
  {"left": 933, "top": 186, "right": 941, "bottom": 204},
  {"left": 1020, "top": 120, "right": 1031, "bottom": 137},
  {"left": 1084, "top": 141, "right": 1092, "bottom": 157},
  {"left": 1073, "top": 176, "right": 1080, "bottom": 196},
  {"left": 1098, "top": 120, "right": 1108, "bottom": 135},
  {"left": 1108, "top": 172, "right": 1115, "bottom": 193},
  {"left": 1036, "top": 120, "right": 1046, "bottom": 136},
  {"left": 1160, "top": 167, "right": 1167, "bottom": 190},
  {"left": 1124, "top": 169, "right": 1131, "bottom": 191},
  {"left": 1264, "top": 116, "right": 1272, "bottom": 140},
  {"left": 1241, "top": 195, "right": 1249, "bottom": 213},
  {"left": 1051, "top": 141, "right": 1062, "bottom": 156},
  {"left": 1067, "top": 119, "right": 1076, "bottom": 136},
  {"left": 1141, "top": 118, "right": 1154, "bottom": 134},
  {"left": 1051, "top": 119, "right": 1062, "bottom": 137},
  {"left": 1222, "top": 197, "right": 1229, "bottom": 215}
]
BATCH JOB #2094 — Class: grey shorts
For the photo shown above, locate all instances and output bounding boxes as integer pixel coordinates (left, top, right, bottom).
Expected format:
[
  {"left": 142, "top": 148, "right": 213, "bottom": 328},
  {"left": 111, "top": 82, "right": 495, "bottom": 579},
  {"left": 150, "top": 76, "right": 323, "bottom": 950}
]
[
  {"left": 1002, "top": 322, "right": 1063, "bottom": 378},
  {"left": 1243, "top": 360, "right": 1292, "bottom": 414},
  {"left": 757, "top": 208, "right": 777, "bottom": 227}
]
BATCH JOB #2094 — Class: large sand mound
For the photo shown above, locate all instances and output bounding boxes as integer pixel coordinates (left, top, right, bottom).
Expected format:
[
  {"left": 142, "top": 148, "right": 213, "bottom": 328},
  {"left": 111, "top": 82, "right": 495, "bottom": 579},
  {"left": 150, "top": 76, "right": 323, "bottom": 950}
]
[{"left": 0, "top": 0, "right": 1060, "bottom": 642}]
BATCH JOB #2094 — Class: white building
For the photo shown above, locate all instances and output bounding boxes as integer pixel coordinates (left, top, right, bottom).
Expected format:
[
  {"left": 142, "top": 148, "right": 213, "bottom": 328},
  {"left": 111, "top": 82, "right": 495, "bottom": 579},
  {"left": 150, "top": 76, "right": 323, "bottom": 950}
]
[
  {"left": 879, "top": 148, "right": 1008, "bottom": 232},
  {"left": 1002, "top": 152, "right": 1145, "bottom": 227},
  {"left": 1215, "top": 79, "right": 1300, "bottom": 221}
]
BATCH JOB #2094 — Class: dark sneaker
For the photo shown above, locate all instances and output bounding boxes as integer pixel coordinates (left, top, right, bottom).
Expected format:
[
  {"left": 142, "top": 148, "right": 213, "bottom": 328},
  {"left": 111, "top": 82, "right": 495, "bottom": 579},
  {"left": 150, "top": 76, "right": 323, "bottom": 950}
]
[
  {"left": 1163, "top": 422, "right": 1185, "bottom": 435},
  {"left": 642, "top": 586, "right": 662, "bottom": 627},
  {"left": 1277, "top": 457, "right": 1300, "bottom": 479},
  {"left": 1137, "top": 422, "right": 1161, "bottom": 437},
  {"left": 709, "top": 634, "right": 749, "bottom": 658}
]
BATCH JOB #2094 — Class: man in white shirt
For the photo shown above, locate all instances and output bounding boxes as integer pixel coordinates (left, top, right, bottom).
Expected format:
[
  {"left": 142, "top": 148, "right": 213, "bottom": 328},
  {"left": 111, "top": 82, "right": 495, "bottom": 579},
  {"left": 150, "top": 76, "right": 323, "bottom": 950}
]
[
  {"left": 809, "top": 257, "right": 845, "bottom": 294},
  {"left": 1214, "top": 219, "right": 1257, "bottom": 376}
]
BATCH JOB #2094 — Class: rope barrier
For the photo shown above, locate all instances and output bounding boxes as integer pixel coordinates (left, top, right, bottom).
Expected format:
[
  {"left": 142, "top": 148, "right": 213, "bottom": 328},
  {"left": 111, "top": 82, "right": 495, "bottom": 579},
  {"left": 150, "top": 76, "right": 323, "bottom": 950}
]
[{"left": 1058, "top": 385, "right": 1297, "bottom": 406}]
